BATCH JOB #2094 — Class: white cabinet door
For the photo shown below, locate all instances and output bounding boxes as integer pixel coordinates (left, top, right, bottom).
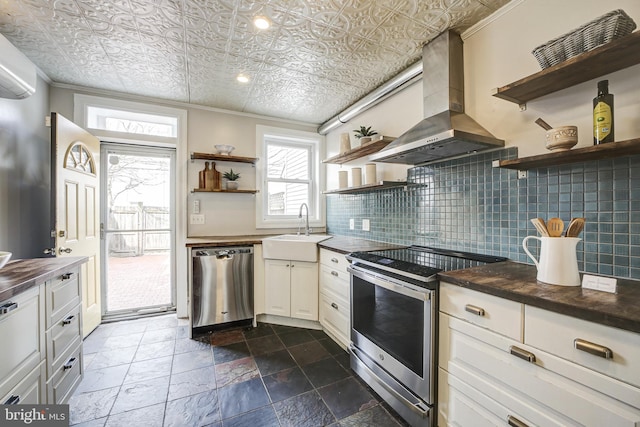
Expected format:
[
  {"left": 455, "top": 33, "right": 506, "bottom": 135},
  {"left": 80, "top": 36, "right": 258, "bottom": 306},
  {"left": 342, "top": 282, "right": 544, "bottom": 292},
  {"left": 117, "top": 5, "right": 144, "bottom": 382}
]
[
  {"left": 290, "top": 261, "right": 318, "bottom": 321},
  {"left": 264, "top": 260, "right": 291, "bottom": 317}
]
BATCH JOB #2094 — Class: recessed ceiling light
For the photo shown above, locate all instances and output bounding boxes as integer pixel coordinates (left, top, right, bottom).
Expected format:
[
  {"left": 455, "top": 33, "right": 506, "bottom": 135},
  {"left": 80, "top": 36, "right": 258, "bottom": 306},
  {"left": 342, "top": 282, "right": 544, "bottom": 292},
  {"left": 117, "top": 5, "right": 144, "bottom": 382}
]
[
  {"left": 253, "top": 16, "right": 271, "bottom": 30},
  {"left": 236, "top": 74, "right": 249, "bottom": 83}
]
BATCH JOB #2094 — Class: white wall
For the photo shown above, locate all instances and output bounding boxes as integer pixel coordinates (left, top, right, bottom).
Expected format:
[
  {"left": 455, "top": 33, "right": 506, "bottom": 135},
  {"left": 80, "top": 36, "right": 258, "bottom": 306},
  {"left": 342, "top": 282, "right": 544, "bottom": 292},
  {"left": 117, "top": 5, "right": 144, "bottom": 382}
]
[
  {"left": 325, "top": 0, "right": 640, "bottom": 165},
  {"left": 50, "top": 86, "right": 319, "bottom": 237}
]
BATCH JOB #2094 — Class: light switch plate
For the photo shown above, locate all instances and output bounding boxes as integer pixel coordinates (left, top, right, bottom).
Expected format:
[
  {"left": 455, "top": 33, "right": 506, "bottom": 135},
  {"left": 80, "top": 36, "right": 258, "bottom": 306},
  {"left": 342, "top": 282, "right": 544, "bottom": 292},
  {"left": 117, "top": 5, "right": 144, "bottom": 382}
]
[
  {"left": 190, "top": 214, "right": 205, "bottom": 225},
  {"left": 349, "top": 219, "right": 355, "bottom": 230},
  {"left": 362, "top": 219, "right": 370, "bottom": 231},
  {"left": 193, "top": 199, "right": 200, "bottom": 214}
]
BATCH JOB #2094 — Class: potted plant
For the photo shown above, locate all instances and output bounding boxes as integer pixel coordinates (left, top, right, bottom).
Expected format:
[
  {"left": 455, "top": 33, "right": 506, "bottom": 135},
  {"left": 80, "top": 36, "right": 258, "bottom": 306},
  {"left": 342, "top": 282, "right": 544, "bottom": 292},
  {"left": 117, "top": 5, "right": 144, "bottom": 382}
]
[
  {"left": 353, "top": 126, "right": 378, "bottom": 144},
  {"left": 223, "top": 169, "right": 241, "bottom": 190}
]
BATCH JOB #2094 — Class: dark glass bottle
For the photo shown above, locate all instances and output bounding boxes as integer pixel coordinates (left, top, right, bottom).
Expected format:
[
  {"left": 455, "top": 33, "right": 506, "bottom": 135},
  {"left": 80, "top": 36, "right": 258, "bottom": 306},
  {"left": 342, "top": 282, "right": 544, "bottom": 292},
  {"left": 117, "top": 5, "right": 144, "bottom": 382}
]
[{"left": 593, "top": 80, "right": 614, "bottom": 144}]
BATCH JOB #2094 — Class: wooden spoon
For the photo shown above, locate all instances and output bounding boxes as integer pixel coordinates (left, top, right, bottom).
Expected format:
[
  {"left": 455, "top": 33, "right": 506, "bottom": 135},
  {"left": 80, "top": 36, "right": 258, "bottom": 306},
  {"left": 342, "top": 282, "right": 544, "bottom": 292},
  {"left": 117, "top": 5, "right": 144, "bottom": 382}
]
[
  {"left": 565, "top": 217, "right": 585, "bottom": 237},
  {"left": 547, "top": 217, "right": 564, "bottom": 237},
  {"left": 530, "top": 218, "right": 549, "bottom": 237}
]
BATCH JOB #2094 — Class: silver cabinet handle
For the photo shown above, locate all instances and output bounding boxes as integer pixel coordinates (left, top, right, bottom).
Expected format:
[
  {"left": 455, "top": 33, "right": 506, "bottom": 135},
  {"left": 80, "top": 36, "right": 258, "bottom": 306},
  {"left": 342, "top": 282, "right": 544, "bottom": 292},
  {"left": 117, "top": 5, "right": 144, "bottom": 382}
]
[
  {"left": 331, "top": 257, "right": 339, "bottom": 263},
  {"left": 63, "top": 357, "right": 78, "bottom": 370},
  {"left": 62, "top": 314, "right": 75, "bottom": 325},
  {"left": 61, "top": 272, "right": 74, "bottom": 280},
  {"left": 331, "top": 302, "right": 339, "bottom": 310},
  {"left": 331, "top": 271, "right": 339, "bottom": 277},
  {"left": 59, "top": 247, "right": 72, "bottom": 254},
  {"left": 464, "top": 304, "right": 485, "bottom": 316},
  {"left": 574, "top": 338, "right": 613, "bottom": 359},
  {"left": 509, "top": 346, "right": 536, "bottom": 363},
  {"left": 0, "top": 301, "right": 18, "bottom": 315},
  {"left": 43, "top": 247, "right": 56, "bottom": 255},
  {"left": 4, "top": 395, "right": 20, "bottom": 405},
  {"left": 508, "top": 415, "right": 529, "bottom": 427}
]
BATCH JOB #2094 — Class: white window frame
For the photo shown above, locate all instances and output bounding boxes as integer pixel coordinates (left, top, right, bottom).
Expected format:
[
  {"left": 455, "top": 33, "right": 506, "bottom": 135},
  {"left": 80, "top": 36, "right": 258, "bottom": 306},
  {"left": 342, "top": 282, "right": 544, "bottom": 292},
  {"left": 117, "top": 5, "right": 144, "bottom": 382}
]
[{"left": 256, "top": 125, "right": 325, "bottom": 229}]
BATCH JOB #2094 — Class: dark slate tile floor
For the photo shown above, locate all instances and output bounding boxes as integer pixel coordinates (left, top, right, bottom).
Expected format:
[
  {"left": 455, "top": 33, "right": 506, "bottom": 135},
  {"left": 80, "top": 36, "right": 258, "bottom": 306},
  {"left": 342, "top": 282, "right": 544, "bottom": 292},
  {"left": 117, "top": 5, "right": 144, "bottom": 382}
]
[{"left": 70, "top": 314, "right": 408, "bottom": 427}]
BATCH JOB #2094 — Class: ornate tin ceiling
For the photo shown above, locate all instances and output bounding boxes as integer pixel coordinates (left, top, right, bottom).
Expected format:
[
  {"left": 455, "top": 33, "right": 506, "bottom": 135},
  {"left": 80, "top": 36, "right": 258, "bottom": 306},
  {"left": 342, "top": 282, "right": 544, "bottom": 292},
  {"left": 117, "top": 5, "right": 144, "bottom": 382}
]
[{"left": 0, "top": 0, "right": 509, "bottom": 124}]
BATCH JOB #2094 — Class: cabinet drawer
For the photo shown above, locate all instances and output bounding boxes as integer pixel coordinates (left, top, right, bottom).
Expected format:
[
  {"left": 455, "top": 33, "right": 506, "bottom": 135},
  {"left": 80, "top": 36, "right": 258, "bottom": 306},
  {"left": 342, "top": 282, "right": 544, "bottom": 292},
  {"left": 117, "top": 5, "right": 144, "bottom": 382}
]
[
  {"left": 1, "top": 361, "right": 46, "bottom": 406},
  {"left": 319, "top": 249, "right": 349, "bottom": 272},
  {"left": 46, "top": 268, "right": 81, "bottom": 328},
  {"left": 319, "top": 293, "right": 350, "bottom": 348},
  {"left": 47, "top": 343, "right": 82, "bottom": 404},
  {"left": 440, "top": 282, "right": 523, "bottom": 341},
  {"left": 525, "top": 305, "right": 640, "bottom": 389},
  {"left": 0, "top": 286, "right": 44, "bottom": 398},
  {"left": 46, "top": 304, "right": 82, "bottom": 379},
  {"left": 441, "top": 313, "right": 640, "bottom": 426},
  {"left": 319, "top": 265, "right": 350, "bottom": 301}
]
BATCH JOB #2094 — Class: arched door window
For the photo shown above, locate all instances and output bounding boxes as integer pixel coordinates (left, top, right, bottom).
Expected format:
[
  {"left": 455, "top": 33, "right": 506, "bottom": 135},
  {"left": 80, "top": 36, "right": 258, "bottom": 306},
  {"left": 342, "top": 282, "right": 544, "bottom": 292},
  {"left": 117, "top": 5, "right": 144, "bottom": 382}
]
[{"left": 65, "top": 141, "right": 96, "bottom": 175}]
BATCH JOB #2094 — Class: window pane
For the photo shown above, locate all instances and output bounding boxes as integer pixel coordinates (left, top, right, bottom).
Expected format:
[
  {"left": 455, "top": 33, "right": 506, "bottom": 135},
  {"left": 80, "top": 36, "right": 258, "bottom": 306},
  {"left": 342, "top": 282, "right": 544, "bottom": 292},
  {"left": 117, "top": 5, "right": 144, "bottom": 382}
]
[
  {"left": 267, "top": 144, "right": 309, "bottom": 180},
  {"left": 267, "top": 182, "right": 309, "bottom": 215}
]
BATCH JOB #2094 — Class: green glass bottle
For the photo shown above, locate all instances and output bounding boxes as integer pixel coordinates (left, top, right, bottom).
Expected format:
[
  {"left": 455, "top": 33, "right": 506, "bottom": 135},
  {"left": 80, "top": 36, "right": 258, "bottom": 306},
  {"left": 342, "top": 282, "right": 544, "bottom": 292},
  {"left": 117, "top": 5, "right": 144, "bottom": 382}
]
[{"left": 593, "top": 80, "right": 614, "bottom": 144}]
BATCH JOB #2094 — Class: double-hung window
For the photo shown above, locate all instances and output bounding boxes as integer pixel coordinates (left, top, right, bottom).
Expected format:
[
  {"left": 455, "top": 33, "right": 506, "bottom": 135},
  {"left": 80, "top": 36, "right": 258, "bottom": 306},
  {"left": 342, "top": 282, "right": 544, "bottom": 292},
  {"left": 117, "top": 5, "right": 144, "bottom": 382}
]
[{"left": 256, "top": 125, "right": 324, "bottom": 228}]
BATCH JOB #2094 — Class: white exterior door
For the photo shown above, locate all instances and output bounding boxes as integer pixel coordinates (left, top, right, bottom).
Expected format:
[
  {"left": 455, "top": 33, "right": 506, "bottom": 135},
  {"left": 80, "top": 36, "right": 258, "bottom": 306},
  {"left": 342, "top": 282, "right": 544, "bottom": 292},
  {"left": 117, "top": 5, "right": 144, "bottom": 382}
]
[{"left": 52, "top": 112, "right": 101, "bottom": 337}]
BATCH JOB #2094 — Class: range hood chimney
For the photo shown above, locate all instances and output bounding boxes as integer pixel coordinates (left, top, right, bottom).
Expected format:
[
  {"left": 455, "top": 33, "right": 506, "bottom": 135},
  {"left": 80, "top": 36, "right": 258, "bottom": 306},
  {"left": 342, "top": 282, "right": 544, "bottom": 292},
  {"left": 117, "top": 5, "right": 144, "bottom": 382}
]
[{"left": 370, "top": 30, "right": 504, "bottom": 164}]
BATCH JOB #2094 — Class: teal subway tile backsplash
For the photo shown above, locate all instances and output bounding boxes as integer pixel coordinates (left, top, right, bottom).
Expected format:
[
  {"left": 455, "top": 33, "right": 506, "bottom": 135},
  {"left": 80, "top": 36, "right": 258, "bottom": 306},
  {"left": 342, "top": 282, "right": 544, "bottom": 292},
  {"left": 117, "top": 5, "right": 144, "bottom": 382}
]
[{"left": 326, "top": 147, "right": 640, "bottom": 280}]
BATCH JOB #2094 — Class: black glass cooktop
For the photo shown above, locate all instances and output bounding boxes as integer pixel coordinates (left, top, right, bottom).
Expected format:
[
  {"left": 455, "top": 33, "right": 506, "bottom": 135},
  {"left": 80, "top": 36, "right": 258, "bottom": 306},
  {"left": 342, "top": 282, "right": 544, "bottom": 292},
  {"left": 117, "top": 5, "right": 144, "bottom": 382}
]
[{"left": 348, "top": 245, "right": 507, "bottom": 278}]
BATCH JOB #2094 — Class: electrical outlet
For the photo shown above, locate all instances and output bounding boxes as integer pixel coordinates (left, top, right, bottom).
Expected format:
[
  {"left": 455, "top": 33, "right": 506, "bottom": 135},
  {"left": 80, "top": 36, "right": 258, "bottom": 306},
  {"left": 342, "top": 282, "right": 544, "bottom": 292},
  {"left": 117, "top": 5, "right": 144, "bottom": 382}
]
[
  {"left": 193, "top": 199, "right": 200, "bottom": 214},
  {"left": 362, "top": 219, "right": 370, "bottom": 231},
  {"left": 349, "top": 218, "right": 355, "bottom": 230},
  {"left": 190, "top": 214, "right": 205, "bottom": 225}
]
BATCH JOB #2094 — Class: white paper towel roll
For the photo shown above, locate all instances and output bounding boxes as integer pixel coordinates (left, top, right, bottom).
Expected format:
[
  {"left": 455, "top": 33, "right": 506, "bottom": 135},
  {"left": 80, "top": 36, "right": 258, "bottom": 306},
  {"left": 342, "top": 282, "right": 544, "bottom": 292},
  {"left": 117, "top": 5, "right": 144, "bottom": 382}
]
[
  {"left": 365, "top": 163, "right": 377, "bottom": 185},
  {"left": 352, "top": 167, "right": 362, "bottom": 187},
  {"left": 338, "top": 171, "right": 348, "bottom": 189}
]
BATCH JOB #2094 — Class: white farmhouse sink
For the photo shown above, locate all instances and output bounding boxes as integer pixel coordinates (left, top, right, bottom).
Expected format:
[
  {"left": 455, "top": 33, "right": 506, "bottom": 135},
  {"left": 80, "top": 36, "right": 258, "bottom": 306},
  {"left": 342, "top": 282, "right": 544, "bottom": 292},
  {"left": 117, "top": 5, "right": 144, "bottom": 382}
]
[{"left": 262, "top": 234, "right": 331, "bottom": 262}]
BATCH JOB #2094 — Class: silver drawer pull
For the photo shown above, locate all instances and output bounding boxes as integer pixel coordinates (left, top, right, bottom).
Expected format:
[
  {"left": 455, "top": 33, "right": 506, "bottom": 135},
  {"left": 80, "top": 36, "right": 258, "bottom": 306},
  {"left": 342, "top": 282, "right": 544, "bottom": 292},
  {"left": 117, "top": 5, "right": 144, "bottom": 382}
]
[
  {"left": 4, "top": 395, "right": 20, "bottom": 405},
  {"left": 63, "top": 357, "right": 78, "bottom": 370},
  {"left": 331, "top": 271, "right": 339, "bottom": 277},
  {"left": 509, "top": 346, "right": 536, "bottom": 363},
  {"left": 62, "top": 314, "right": 76, "bottom": 325},
  {"left": 0, "top": 301, "right": 18, "bottom": 315},
  {"left": 508, "top": 415, "right": 529, "bottom": 427},
  {"left": 331, "top": 302, "right": 339, "bottom": 310},
  {"left": 61, "top": 272, "right": 74, "bottom": 280},
  {"left": 331, "top": 257, "right": 339, "bottom": 263},
  {"left": 464, "top": 304, "right": 485, "bottom": 316},
  {"left": 574, "top": 338, "right": 613, "bottom": 359}
]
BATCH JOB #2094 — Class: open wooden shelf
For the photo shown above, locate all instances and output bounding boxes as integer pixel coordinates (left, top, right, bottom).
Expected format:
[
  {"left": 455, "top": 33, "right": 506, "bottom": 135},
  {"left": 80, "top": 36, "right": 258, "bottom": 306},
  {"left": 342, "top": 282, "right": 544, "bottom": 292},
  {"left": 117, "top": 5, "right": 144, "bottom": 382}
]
[
  {"left": 191, "top": 189, "right": 258, "bottom": 194},
  {"left": 323, "top": 136, "right": 395, "bottom": 164},
  {"left": 191, "top": 152, "right": 258, "bottom": 164},
  {"left": 494, "top": 138, "right": 640, "bottom": 170},
  {"left": 493, "top": 31, "right": 640, "bottom": 105},
  {"left": 323, "top": 181, "right": 407, "bottom": 194}
]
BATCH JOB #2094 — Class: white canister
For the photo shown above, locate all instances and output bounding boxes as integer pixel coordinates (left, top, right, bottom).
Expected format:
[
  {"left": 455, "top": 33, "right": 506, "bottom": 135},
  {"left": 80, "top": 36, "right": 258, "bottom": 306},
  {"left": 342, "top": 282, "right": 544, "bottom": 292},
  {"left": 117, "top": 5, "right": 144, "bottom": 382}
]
[
  {"left": 352, "top": 167, "right": 362, "bottom": 187},
  {"left": 340, "top": 133, "right": 351, "bottom": 154},
  {"left": 338, "top": 171, "right": 348, "bottom": 189},
  {"left": 365, "top": 163, "right": 377, "bottom": 185}
]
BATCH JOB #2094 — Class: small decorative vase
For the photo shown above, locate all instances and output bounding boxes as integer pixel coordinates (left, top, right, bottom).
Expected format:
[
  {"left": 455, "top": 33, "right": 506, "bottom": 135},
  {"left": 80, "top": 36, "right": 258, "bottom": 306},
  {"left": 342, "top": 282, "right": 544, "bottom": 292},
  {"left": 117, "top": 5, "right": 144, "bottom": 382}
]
[
  {"left": 360, "top": 137, "right": 372, "bottom": 145},
  {"left": 226, "top": 181, "right": 239, "bottom": 190},
  {"left": 340, "top": 133, "right": 351, "bottom": 154}
]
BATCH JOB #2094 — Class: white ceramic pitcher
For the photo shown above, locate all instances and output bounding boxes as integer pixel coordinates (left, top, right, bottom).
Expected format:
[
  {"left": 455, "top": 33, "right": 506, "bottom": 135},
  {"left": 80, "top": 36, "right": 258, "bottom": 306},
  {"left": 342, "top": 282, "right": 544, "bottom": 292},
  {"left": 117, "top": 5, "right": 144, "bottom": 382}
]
[{"left": 522, "top": 236, "right": 581, "bottom": 286}]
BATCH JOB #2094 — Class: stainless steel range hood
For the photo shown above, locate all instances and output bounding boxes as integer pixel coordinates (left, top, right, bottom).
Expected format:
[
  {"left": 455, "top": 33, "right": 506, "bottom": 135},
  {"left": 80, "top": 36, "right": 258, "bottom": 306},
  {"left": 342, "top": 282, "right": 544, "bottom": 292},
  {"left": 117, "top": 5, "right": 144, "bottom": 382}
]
[{"left": 370, "top": 30, "right": 504, "bottom": 164}]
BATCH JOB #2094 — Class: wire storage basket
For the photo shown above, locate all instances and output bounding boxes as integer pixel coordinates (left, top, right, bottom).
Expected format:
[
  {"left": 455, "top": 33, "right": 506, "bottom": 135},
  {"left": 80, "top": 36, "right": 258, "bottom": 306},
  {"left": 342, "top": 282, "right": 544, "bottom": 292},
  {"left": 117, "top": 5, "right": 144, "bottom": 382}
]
[{"left": 532, "top": 9, "right": 636, "bottom": 69}]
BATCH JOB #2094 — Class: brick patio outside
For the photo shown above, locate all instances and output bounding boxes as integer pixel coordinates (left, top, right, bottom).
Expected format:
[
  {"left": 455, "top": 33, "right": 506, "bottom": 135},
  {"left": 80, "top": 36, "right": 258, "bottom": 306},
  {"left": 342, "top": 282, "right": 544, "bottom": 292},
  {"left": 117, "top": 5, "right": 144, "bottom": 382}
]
[{"left": 106, "top": 253, "right": 172, "bottom": 312}]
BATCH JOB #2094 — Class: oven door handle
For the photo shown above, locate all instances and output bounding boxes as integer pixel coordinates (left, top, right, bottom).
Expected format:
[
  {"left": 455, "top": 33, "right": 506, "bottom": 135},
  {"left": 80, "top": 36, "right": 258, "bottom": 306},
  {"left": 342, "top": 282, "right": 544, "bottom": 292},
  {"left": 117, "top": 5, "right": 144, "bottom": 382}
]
[
  {"left": 348, "top": 266, "right": 431, "bottom": 301},
  {"left": 351, "top": 344, "right": 431, "bottom": 418}
]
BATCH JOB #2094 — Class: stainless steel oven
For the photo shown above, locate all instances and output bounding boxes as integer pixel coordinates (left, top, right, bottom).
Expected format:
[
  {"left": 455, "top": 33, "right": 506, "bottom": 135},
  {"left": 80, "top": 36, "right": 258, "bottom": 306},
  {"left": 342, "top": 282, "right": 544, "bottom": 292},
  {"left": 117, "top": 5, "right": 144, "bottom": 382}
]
[{"left": 347, "top": 246, "right": 507, "bottom": 427}]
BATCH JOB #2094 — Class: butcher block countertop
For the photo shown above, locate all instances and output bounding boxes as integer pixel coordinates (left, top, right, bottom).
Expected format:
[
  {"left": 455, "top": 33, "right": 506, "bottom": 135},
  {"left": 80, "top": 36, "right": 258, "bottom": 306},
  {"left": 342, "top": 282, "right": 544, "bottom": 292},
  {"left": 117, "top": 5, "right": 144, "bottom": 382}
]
[
  {"left": 0, "top": 256, "right": 88, "bottom": 302},
  {"left": 186, "top": 234, "right": 405, "bottom": 253},
  {"left": 438, "top": 261, "right": 640, "bottom": 334}
]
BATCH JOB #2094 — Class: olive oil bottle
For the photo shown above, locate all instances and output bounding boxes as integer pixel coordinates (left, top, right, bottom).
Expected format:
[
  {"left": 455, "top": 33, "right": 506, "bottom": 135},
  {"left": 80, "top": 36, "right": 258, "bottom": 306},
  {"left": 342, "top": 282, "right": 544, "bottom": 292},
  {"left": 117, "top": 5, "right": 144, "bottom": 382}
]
[{"left": 593, "top": 80, "right": 614, "bottom": 144}]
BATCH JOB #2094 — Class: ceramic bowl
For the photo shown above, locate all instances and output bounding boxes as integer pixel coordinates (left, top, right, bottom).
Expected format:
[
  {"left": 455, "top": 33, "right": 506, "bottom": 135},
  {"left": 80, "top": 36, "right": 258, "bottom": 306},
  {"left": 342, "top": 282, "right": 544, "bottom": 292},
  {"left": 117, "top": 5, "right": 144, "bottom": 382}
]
[
  {"left": 545, "top": 126, "right": 578, "bottom": 151},
  {"left": 0, "top": 251, "right": 12, "bottom": 269},
  {"left": 215, "top": 145, "right": 235, "bottom": 155}
]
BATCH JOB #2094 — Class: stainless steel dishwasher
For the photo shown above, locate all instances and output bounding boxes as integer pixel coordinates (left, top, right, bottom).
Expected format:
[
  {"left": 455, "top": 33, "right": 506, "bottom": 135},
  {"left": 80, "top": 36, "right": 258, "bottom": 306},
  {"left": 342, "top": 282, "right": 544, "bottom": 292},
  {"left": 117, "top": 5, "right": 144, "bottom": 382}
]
[{"left": 191, "top": 246, "right": 254, "bottom": 329}]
